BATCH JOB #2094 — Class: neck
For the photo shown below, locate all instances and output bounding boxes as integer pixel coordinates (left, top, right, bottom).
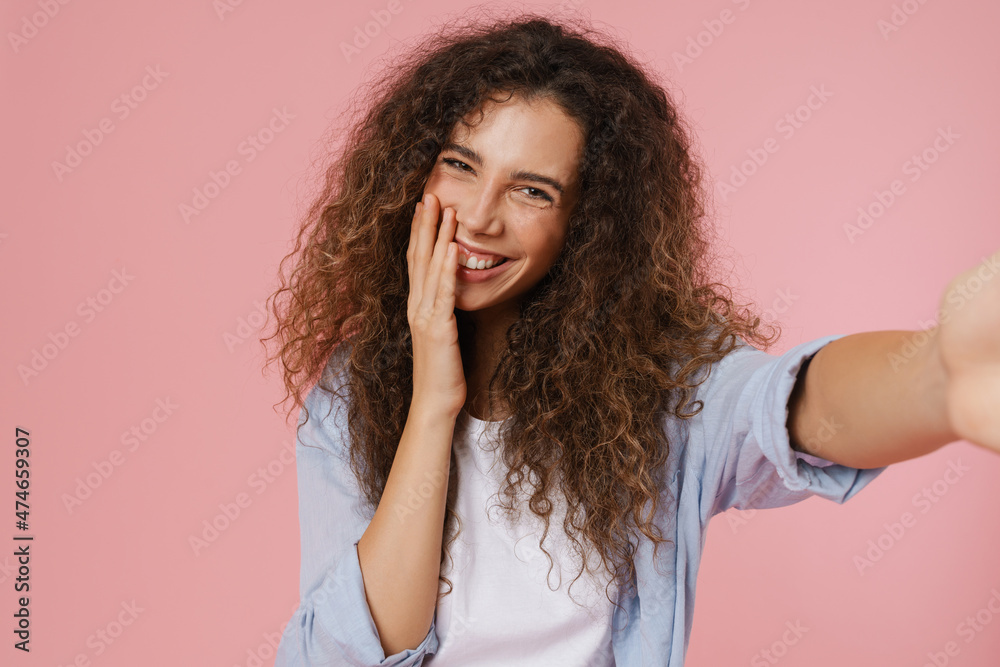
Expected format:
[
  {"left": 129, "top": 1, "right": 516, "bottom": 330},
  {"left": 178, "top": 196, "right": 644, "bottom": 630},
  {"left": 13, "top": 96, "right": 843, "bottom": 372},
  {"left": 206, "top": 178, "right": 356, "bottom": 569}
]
[{"left": 461, "top": 302, "right": 519, "bottom": 421}]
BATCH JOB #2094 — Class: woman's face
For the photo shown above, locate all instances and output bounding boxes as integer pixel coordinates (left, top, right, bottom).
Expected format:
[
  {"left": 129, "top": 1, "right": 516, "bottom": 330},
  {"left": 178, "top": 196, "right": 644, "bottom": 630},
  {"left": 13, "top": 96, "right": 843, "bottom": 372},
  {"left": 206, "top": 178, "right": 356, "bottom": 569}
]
[{"left": 421, "top": 93, "right": 585, "bottom": 316}]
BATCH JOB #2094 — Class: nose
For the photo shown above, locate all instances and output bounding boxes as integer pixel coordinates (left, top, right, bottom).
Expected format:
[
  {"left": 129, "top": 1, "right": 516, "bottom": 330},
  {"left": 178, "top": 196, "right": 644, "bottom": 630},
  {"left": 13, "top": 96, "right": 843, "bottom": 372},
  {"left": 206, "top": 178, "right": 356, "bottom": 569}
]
[{"left": 454, "top": 185, "right": 504, "bottom": 238}]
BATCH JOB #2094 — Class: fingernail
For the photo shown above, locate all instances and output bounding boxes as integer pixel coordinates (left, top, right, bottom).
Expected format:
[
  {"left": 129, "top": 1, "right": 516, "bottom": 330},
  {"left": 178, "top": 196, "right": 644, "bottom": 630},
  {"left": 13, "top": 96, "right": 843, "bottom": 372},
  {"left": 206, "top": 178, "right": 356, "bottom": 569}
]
[{"left": 422, "top": 193, "right": 430, "bottom": 206}]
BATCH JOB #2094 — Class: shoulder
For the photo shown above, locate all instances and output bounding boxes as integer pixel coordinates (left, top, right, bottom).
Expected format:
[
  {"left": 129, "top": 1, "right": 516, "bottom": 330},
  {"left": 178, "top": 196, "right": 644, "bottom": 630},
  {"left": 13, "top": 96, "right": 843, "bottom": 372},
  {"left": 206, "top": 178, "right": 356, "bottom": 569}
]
[{"left": 297, "top": 343, "right": 355, "bottom": 459}]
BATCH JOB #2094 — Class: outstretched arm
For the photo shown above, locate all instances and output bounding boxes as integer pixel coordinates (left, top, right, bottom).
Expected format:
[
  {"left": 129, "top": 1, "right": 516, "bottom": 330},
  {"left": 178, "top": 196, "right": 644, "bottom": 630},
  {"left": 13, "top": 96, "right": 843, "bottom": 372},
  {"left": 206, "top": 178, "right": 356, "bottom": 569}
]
[{"left": 787, "top": 249, "right": 1000, "bottom": 469}]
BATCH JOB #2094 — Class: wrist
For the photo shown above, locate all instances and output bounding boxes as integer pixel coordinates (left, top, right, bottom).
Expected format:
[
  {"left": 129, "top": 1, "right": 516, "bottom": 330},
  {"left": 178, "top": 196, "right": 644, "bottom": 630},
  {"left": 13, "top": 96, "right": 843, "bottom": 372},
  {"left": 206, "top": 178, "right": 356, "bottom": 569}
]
[
  {"left": 918, "top": 326, "right": 959, "bottom": 446},
  {"left": 408, "top": 398, "right": 462, "bottom": 424}
]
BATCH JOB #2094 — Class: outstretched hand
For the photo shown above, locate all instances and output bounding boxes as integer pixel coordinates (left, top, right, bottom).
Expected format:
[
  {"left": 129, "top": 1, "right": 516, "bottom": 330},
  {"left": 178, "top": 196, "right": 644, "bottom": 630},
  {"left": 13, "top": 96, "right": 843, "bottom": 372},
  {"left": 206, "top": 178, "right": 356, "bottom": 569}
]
[{"left": 936, "top": 248, "right": 1000, "bottom": 453}]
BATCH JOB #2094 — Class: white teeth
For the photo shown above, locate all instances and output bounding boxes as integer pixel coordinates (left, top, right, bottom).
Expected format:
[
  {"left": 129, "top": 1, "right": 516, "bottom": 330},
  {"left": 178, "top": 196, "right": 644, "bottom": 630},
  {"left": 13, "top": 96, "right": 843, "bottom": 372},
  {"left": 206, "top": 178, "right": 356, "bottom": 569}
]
[{"left": 459, "top": 253, "right": 504, "bottom": 270}]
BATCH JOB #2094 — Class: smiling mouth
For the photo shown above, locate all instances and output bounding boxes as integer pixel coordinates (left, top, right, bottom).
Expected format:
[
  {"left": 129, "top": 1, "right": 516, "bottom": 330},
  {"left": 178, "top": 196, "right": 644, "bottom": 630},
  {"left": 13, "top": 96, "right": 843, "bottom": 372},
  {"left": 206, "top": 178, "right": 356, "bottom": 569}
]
[{"left": 457, "top": 253, "right": 509, "bottom": 270}]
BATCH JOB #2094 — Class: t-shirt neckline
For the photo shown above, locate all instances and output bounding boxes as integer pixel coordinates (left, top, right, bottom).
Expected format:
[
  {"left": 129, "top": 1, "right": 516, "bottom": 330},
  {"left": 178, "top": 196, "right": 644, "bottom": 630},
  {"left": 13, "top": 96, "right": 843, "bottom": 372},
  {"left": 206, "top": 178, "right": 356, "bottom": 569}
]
[{"left": 458, "top": 407, "right": 508, "bottom": 427}]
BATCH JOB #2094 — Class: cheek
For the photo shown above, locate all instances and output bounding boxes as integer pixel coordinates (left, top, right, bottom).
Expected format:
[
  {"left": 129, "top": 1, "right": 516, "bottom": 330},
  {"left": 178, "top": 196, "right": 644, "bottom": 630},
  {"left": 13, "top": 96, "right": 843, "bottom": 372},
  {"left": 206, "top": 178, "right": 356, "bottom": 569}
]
[
  {"left": 522, "top": 231, "right": 566, "bottom": 267},
  {"left": 422, "top": 167, "right": 457, "bottom": 194},
  {"left": 422, "top": 171, "right": 443, "bottom": 194},
  {"left": 538, "top": 225, "right": 569, "bottom": 258}
]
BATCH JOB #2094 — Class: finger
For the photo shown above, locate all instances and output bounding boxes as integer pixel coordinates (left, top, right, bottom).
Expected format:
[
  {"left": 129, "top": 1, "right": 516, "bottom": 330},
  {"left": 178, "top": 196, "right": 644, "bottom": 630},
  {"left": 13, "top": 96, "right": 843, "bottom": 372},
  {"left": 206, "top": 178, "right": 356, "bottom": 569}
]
[
  {"left": 407, "top": 199, "right": 422, "bottom": 265},
  {"left": 413, "top": 194, "right": 439, "bottom": 304},
  {"left": 411, "top": 195, "right": 437, "bottom": 306},
  {"left": 436, "top": 241, "right": 458, "bottom": 316},
  {"left": 407, "top": 199, "right": 424, "bottom": 302},
  {"left": 420, "top": 206, "right": 456, "bottom": 316}
]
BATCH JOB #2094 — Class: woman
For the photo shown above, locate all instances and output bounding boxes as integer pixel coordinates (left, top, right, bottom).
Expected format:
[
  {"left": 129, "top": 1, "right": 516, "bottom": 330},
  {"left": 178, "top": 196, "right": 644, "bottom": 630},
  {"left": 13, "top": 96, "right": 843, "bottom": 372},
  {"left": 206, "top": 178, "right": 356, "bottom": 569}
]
[{"left": 264, "top": 12, "right": 999, "bottom": 667}]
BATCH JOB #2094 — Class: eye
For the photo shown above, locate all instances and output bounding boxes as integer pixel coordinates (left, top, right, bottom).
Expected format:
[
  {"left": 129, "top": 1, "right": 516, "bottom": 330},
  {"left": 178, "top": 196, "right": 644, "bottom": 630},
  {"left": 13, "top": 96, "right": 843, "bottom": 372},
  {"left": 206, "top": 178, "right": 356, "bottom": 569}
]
[
  {"left": 441, "top": 157, "right": 554, "bottom": 203},
  {"left": 520, "top": 187, "right": 553, "bottom": 203},
  {"left": 442, "top": 157, "right": 472, "bottom": 171}
]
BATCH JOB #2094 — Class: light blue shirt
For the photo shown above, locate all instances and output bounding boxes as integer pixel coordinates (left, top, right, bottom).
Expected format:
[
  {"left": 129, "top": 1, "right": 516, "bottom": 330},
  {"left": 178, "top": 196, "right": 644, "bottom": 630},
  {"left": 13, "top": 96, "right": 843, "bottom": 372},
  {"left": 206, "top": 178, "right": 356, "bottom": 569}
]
[{"left": 274, "top": 333, "right": 887, "bottom": 666}]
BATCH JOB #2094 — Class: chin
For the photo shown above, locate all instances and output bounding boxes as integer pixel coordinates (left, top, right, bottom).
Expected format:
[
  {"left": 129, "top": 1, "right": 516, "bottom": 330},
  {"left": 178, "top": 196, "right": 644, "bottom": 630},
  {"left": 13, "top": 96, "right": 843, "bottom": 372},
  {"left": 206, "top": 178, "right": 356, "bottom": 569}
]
[
  {"left": 453, "top": 297, "right": 490, "bottom": 313},
  {"left": 454, "top": 291, "right": 507, "bottom": 313}
]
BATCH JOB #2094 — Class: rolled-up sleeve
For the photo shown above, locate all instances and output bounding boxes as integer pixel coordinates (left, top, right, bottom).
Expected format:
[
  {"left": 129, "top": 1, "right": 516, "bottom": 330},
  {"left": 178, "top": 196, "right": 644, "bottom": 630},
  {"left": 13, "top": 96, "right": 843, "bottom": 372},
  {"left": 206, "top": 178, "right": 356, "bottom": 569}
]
[
  {"left": 687, "top": 333, "right": 888, "bottom": 518},
  {"left": 275, "top": 380, "right": 439, "bottom": 666}
]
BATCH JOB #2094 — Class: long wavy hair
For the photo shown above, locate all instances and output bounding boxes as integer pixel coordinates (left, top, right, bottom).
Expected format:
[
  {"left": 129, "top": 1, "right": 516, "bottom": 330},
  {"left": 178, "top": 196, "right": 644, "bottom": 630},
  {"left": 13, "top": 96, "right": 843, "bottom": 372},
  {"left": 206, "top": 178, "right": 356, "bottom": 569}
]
[{"left": 262, "top": 9, "right": 778, "bottom": 622}]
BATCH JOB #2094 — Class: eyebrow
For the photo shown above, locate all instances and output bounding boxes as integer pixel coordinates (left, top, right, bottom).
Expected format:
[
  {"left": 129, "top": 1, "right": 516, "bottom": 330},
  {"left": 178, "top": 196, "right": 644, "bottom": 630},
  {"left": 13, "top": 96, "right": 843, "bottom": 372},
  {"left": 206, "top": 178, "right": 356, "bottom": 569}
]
[{"left": 441, "top": 142, "right": 567, "bottom": 196}]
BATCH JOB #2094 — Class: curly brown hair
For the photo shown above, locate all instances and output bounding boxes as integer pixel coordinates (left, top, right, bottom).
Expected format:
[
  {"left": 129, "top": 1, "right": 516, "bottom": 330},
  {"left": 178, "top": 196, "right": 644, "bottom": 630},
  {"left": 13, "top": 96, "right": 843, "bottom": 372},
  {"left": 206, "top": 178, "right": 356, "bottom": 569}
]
[{"left": 261, "top": 8, "right": 779, "bottom": 623}]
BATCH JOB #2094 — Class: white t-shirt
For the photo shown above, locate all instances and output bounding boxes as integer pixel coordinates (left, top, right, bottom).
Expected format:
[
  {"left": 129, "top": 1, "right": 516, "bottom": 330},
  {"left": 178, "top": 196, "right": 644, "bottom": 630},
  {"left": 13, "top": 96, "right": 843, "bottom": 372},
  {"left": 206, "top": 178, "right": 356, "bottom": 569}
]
[{"left": 423, "top": 408, "right": 618, "bottom": 666}]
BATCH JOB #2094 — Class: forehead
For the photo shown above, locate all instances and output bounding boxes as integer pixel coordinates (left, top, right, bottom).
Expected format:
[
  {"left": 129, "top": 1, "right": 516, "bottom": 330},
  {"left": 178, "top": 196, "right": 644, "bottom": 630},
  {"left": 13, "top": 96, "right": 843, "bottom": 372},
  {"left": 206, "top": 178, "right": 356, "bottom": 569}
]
[{"left": 448, "top": 95, "right": 584, "bottom": 185}]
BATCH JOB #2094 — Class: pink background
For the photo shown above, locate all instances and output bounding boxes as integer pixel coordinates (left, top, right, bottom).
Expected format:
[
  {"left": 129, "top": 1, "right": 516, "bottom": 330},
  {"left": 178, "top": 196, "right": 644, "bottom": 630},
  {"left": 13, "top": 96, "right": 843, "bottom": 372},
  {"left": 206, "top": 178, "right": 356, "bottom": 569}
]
[{"left": 3, "top": 0, "right": 999, "bottom": 665}]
